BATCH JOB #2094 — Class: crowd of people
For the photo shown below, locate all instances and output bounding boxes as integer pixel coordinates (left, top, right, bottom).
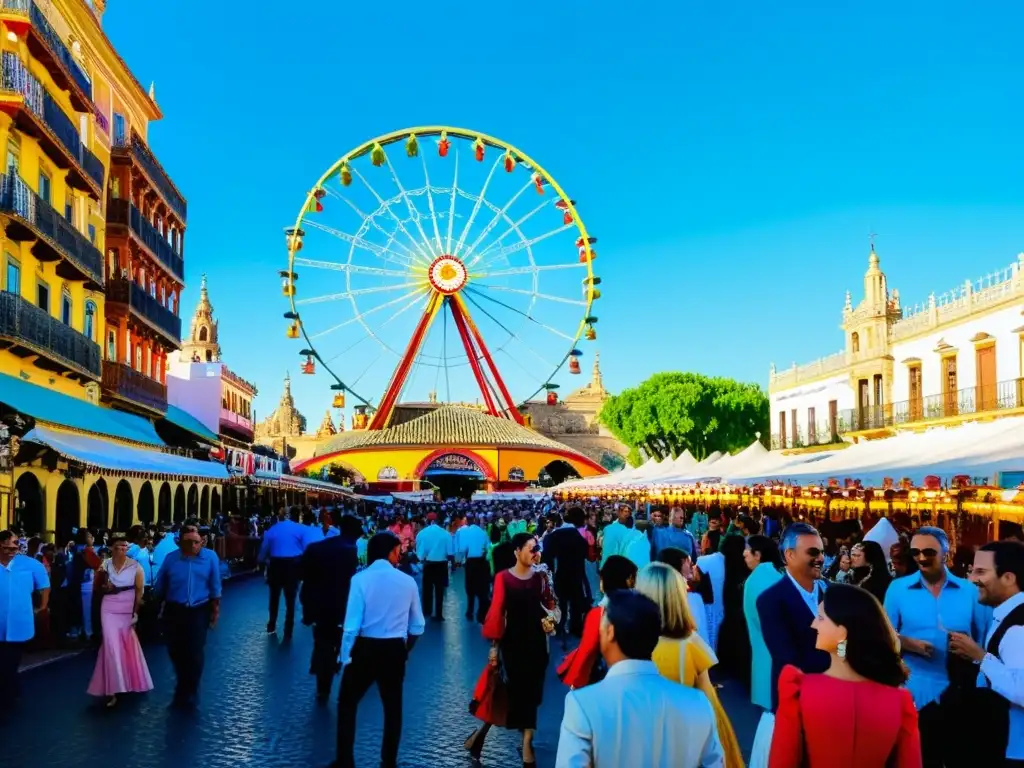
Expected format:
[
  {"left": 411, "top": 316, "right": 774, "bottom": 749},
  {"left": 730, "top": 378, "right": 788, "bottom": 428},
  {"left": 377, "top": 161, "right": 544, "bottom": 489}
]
[{"left": 1, "top": 495, "right": 1023, "bottom": 768}]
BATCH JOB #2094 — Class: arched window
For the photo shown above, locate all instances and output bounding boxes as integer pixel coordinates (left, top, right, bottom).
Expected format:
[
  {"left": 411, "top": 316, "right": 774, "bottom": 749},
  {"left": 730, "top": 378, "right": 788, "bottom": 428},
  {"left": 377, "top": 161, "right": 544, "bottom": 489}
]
[
  {"left": 134, "top": 344, "right": 142, "bottom": 371},
  {"left": 199, "top": 326, "right": 208, "bottom": 342},
  {"left": 851, "top": 332, "right": 860, "bottom": 353},
  {"left": 84, "top": 300, "right": 96, "bottom": 340}
]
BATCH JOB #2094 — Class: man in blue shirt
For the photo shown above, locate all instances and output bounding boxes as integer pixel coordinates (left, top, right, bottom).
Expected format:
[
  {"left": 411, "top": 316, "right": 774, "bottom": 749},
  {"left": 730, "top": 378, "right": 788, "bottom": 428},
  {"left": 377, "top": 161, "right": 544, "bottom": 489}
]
[
  {"left": 415, "top": 512, "right": 453, "bottom": 622},
  {"left": 651, "top": 507, "right": 697, "bottom": 561},
  {"left": 884, "top": 526, "right": 990, "bottom": 768},
  {"left": 0, "top": 529, "right": 48, "bottom": 711},
  {"left": 154, "top": 525, "right": 222, "bottom": 709},
  {"left": 258, "top": 507, "right": 307, "bottom": 639},
  {"left": 453, "top": 513, "right": 490, "bottom": 623}
]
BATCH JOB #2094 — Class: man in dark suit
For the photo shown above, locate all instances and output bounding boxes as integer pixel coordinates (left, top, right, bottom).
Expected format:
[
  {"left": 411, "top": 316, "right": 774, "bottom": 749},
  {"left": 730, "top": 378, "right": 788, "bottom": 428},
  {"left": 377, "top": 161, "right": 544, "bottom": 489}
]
[
  {"left": 300, "top": 514, "right": 362, "bottom": 702},
  {"left": 756, "top": 521, "right": 830, "bottom": 711},
  {"left": 542, "top": 507, "right": 591, "bottom": 647}
]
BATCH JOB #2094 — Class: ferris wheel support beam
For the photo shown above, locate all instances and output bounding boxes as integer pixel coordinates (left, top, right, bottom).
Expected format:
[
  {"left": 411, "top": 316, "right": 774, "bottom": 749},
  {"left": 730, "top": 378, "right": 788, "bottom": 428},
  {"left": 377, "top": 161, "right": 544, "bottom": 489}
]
[
  {"left": 367, "top": 292, "right": 444, "bottom": 431},
  {"left": 447, "top": 294, "right": 501, "bottom": 418},
  {"left": 450, "top": 293, "right": 524, "bottom": 425}
]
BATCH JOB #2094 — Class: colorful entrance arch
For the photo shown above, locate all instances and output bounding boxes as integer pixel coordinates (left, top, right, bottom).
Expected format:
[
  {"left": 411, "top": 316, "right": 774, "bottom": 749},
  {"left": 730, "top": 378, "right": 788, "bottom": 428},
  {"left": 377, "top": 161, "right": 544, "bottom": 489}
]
[{"left": 413, "top": 448, "right": 497, "bottom": 481}]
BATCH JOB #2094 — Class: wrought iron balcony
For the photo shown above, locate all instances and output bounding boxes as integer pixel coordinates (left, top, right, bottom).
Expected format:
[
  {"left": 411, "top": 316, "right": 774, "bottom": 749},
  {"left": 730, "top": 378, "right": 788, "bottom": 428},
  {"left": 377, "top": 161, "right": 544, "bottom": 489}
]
[
  {"left": 102, "top": 360, "right": 167, "bottom": 413},
  {"left": 111, "top": 130, "right": 187, "bottom": 223},
  {"left": 220, "top": 408, "right": 254, "bottom": 438},
  {"left": 0, "top": 289, "right": 100, "bottom": 379},
  {"left": 0, "top": 0, "right": 95, "bottom": 112},
  {"left": 0, "top": 174, "right": 103, "bottom": 287},
  {"left": 106, "top": 199, "right": 184, "bottom": 281},
  {"left": 106, "top": 276, "right": 182, "bottom": 347},
  {"left": 0, "top": 53, "right": 103, "bottom": 196},
  {"left": 839, "top": 378, "right": 1024, "bottom": 433}
]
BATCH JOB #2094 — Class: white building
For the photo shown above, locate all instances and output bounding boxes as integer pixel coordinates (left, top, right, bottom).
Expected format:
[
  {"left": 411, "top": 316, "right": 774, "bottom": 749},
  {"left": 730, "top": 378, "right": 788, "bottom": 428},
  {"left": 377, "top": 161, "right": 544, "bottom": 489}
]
[{"left": 769, "top": 248, "right": 1024, "bottom": 449}]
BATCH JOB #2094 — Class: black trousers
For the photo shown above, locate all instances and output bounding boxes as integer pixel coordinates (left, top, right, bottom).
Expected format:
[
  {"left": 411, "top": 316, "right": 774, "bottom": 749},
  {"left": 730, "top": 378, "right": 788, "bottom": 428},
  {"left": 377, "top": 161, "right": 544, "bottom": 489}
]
[
  {"left": 311, "top": 623, "right": 341, "bottom": 698},
  {"left": 0, "top": 642, "right": 23, "bottom": 706},
  {"left": 267, "top": 557, "right": 301, "bottom": 632},
  {"left": 336, "top": 637, "right": 408, "bottom": 768},
  {"left": 463, "top": 557, "right": 490, "bottom": 621},
  {"left": 557, "top": 580, "right": 587, "bottom": 639},
  {"left": 421, "top": 561, "right": 448, "bottom": 619},
  {"left": 163, "top": 602, "right": 210, "bottom": 702}
]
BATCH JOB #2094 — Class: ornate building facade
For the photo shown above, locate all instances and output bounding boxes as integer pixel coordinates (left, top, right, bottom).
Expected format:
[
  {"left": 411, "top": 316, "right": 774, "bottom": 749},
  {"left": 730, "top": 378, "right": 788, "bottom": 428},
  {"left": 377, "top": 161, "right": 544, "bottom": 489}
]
[
  {"left": 769, "top": 248, "right": 1024, "bottom": 450},
  {"left": 254, "top": 373, "right": 315, "bottom": 459}
]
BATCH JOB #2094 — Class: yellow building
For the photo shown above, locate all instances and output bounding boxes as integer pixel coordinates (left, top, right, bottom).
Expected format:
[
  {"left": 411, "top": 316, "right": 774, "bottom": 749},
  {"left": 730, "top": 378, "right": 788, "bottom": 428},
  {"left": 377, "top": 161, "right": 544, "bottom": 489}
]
[{"left": 0, "top": 1, "right": 226, "bottom": 540}]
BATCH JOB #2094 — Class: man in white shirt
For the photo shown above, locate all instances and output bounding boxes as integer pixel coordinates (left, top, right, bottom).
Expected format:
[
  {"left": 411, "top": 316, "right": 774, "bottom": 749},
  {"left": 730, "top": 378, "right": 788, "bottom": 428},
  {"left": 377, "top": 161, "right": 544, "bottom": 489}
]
[
  {"left": 333, "top": 532, "right": 425, "bottom": 768},
  {"left": 453, "top": 513, "right": 490, "bottom": 623},
  {"left": 555, "top": 589, "right": 724, "bottom": 768},
  {"left": 949, "top": 540, "right": 1024, "bottom": 766},
  {"left": 415, "top": 512, "right": 453, "bottom": 622}
]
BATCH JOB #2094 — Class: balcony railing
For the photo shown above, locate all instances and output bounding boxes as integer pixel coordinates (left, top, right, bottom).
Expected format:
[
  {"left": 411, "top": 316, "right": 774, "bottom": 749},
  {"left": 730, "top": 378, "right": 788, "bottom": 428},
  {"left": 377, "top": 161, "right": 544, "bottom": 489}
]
[
  {"left": 27, "top": 2, "right": 91, "bottom": 105},
  {"left": 220, "top": 408, "right": 253, "bottom": 435},
  {"left": 111, "top": 131, "right": 187, "bottom": 223},
  {"left": 0, "top": 53, "right": 103, "bottom": 194},
  {"left": 106, "top": 199, "right": 184, "bottom": 281},
  {"left": 0, "top": 289, "right": 100, "bottom": 377},
  {"left": 106, "top": 276, "right": 181, "bottom": 344},
  {"left": 0, "top": 174, "right": 103, "bottom": 286},
  {"left": 102, "top": 360, "right": 166, "bottom": 412},
  {"left": 840, "top": 378, "right": 1024, "bottom": 432}
]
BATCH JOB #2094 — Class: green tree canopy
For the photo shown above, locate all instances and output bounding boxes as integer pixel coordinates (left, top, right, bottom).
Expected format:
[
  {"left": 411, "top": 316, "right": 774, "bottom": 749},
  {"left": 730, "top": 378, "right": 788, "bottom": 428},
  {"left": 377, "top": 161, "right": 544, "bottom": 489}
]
[{"left": 598, "top": 372, "right": 769, "bottom": 464}]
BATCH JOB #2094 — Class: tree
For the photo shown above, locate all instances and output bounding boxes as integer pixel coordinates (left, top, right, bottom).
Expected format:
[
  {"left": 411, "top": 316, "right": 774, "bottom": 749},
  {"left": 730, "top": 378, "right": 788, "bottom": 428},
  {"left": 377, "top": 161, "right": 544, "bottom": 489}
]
[{"left": 598, "top": 372, "right": 769, "bottom": 463}]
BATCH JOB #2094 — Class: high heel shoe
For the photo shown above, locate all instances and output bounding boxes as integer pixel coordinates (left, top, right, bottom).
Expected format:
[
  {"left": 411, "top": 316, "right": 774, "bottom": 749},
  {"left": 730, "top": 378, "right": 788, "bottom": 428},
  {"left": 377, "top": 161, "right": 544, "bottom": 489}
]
[{"left": 463, "top": 727, "right": 487, "bottom": 760}]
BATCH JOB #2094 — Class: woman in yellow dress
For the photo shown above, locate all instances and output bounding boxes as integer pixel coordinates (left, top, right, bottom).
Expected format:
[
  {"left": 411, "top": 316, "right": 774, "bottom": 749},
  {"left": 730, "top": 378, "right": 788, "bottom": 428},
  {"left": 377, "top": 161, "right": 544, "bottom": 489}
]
[{"left": 636, "top": 562, "right": 745, "bottom": 768}]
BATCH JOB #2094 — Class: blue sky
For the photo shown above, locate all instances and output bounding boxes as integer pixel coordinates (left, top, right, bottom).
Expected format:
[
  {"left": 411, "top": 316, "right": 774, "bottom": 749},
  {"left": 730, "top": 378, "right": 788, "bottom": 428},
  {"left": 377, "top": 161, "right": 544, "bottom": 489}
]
[{"left": 104, "top": 1, "right": 1024, "bottom": 424}]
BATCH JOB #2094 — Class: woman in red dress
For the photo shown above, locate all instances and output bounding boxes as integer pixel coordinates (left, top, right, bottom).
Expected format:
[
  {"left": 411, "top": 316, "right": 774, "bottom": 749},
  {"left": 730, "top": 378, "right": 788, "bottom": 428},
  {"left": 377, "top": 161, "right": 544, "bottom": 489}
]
[
  {"left": 464, "top": 532, "right": 559, "bottom": 767},
  {"left": 769, "top": 582, "right": 922, "bottom": 768}
]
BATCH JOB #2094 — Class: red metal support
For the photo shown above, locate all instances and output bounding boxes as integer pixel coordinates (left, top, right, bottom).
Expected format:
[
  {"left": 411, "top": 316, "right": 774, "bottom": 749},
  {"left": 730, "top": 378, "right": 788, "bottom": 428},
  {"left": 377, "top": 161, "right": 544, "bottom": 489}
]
[
  {"left": 451, "top": 293, "right": 525, "bottom": 424},
  {"left": 448, "top": 295, "right": 500, "bottom": 417},
  {"left": 368, "top": 292, "right": 442, "bottom": 430}
]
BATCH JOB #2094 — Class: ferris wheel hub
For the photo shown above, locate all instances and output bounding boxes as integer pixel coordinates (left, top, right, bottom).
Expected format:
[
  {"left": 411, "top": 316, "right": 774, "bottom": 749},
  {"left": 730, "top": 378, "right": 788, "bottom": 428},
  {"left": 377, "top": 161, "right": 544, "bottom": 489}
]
[{"left": 428, "top": 255, "right": 469, "bottom": 295}]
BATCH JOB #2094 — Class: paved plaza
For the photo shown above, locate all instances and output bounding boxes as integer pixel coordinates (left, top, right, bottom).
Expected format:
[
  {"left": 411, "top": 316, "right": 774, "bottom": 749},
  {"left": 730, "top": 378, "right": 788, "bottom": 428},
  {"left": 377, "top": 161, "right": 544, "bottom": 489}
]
[{"left": 7, "top": 574, "right": 760, "bottom": 767}]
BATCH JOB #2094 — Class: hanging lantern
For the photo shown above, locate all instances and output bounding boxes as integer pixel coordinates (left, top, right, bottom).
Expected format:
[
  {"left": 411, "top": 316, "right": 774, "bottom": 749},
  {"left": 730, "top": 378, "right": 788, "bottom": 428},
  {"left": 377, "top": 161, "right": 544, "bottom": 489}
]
[
  {"left": 568, "top": 358, "right": 581, "bottom": 375},
  {"left": 503, "top": 150, "right": 515, "bottom": 172},
  {"left": 370, "top": 142, "right": 386, "bottom": 167},
  {"left": 339, "top": 162, "right": 352, "bottom": 187},
  {"left": 301, "top": 355, "right": 316, "bottom": 374},
  {"left": 584, "top": 325, "right": 597, "bottom": 341},
  {"left": 438, "top": 130, "right": 450, "bottom": 157},
  {"left": 285, "top": 227, "right": 305, "bottom": 252},
  {"left": 280, "top": 270, "right": 297, "bottom": 297},
  {"left": 332, "top": 392, "right": 346, "bottom": 409},
  {"left": 305, "top": 189, "right": 324, "bottom": 214},
  {"left": 546, "top": 391, "right": 558, "bottom": 405},
  {"left": 533, "top": 172, "right": 545, "bottom": 194},
  {"left": 473, "top": 138, "right": 485, "bottom": 162},
  {"left": 590, "top": 288, "right": 601, "bottom": 300},
  {"left": 405, "top": 133, "right": 419, "bottom": 158},
  {"left": 579, "top": 248, "right": 597, "bottom": 263},
  {"left": 286, "top": 322, "right": 300, "bottom": 339},
  {"left": 555, "top": 199, "right": 576, "bottom": 225}
]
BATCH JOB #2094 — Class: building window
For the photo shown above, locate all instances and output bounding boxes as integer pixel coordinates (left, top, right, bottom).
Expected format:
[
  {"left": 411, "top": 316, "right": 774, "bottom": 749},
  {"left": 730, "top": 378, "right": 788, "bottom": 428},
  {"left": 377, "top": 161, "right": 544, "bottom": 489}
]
[
  {"left": 88, "top": 224, "right": 96, "bottom": 244},
  {"left": 113, "top": 112, "right": 126, "bottom": 145},
  {"left": 943, "top": 356, "right": 958, "bottom": 417},
  {"left": 5, "top": 254, "right": 19, "bottom": 295},
  {"left": 84, "top": 300, "right": 96, "bottom": 340},
  {"left": 807, "top": 407, "right": 816, "bottom": 445},
  {"left": 38, "top": 171, "right": 51, "bottom": 205},
  {"left": 134, "top": 344, "right": 142, "bottom": 371},
  {"left": 851, "top": 332, "right": 860, "bottom": 354},
  {"left": 61, "top": 290, "right": 71, "bottom": 325},
  {"left": 790, "top": 409, "right": 798, "bottom": 447},
  {"left": 778, "top": 410, "right": 787, "bottom": 449},
  {"left": 106, "top": 328, "right": 116, "bottom": 361},
  {"left": 909, "top": 365, "right": 923, "bottom": 420},
  {"left": 5, "top": 143, "right": 18, "bottom": 173},
  {"left": 199, "top": 326, "right": 208, "bottom": 342},
  {"left": 828, "top": 399, "right": 838, "bottom": 439},
  {"left": 36, "top": 281, "right": 49, "bottom": 313},
  {"left": 65, "top": 201, "right": 72, "bottom": 223}
]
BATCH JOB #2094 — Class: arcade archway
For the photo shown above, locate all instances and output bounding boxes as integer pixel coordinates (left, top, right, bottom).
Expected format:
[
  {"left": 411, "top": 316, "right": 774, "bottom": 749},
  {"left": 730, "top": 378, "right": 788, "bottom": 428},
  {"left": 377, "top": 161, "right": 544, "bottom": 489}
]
[
  {"left": 173, "top": 485, "right": 186, "bottom": 522},
  {"left": 416, "top": 451, "right": 492, "bottom": 500},
  {"left": 187, "top": 484, "right": 198, "bottom": 519},
  {"left": 200, "top": 486, "right": 210, "bottom": 519},
  {"left": 14, "top": 473, "right": 43, "bottom": 536},
  {"left": 158, "top": 482, "right": 172, "bottom": 525},
  {"left": 87, "top": 479, "right": 108, "bottom": 531},
  {"left": 54, "top": 479, "right": 80, "bottom": 545},
  {"left": 538, "top": 459, "right": 580, "bottom": 487},
  {"left": 112, "top": 480, "right": 134, "bottom": 532},
  {"left": 138, "top": 482, "right": 155, "bottom": 526}
]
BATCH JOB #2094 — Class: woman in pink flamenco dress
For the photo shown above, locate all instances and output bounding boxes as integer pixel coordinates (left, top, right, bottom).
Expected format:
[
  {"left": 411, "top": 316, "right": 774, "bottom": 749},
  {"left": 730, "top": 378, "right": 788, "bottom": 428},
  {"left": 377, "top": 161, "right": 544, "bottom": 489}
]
[{"left": 87, "top": 536, "right": 153, "bottom": 707}]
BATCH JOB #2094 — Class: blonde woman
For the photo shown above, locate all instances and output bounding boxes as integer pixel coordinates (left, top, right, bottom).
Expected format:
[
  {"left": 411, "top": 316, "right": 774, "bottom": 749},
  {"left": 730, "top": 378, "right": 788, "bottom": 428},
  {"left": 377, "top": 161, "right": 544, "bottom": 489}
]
[{"left": 636, "top": 562, "right": 745, "bottom": 768}]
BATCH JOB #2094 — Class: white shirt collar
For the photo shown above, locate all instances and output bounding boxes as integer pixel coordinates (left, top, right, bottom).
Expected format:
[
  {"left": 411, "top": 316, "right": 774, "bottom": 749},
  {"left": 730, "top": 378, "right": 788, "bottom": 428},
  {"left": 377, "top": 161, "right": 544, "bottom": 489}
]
[
  {"left": 994, "top": 591, "right": 1024, "bottom": 622},
  {"left": 605, "top": 659, "right": 660, "bottom": 679}
]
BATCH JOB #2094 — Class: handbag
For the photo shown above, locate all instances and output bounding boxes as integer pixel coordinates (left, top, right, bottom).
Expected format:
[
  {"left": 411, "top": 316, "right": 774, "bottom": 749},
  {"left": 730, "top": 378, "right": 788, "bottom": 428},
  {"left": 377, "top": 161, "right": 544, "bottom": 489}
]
[{"left": 468, "top": 661, "right": 508, "bottom": 727}]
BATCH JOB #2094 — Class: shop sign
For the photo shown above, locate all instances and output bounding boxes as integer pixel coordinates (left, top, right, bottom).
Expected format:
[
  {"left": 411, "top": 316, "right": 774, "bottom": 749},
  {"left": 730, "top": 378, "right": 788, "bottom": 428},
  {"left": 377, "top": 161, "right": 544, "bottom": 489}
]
[
  {"left": 507, "top": 466, "right": 525, "bottom": 482},
  {"left": 378, "top": 466, "right": 399, "bottom": 481},
  {"left": 426, "top": 454, "right": 482, "bottom": 474}
]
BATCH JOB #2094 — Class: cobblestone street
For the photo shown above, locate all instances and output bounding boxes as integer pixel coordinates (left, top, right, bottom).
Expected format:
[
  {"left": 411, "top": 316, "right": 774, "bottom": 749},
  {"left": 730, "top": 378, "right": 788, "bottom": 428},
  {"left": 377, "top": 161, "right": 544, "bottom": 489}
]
[{"left": 6, "top": 573, "right": 759, "bottom": 767}]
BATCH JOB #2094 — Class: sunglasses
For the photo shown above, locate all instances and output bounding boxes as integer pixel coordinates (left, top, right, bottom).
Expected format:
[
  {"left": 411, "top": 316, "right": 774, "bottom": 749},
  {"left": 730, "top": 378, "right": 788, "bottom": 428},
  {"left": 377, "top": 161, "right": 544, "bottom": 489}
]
[
  {"left": 804, "top": 548, "right": 823, "bottom": 558},
  {"left": 909, "top": 547, "right": 939, "bottom": 559}
]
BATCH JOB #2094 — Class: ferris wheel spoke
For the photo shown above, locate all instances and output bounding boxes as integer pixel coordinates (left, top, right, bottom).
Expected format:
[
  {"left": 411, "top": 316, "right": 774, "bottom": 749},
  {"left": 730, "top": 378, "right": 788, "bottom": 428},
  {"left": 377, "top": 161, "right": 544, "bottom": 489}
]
[
  {"left": 301, "top": 218, "right": 415, "bottom": 268},
  {"left": 475, "top": 223, "right": 575, "bottom": 272},
  {"left": 294, "top": 258, "right": 411, "bottom": 279},
  {"left": 419, "top": 154, "right": 445, "bottom": 254},
  {"left": 326, "top": 189, "right": 422, "bottom": 266},
  {"left": 461, "top": 179, "right": 534, "bottom": 268},
  {"left": 464, "top": 286, "right": 576, "bottom": 341},
  {"left": 474, "top": 283, "right": 586, "bottom": 307},
  {"left": 348, "top": 349, "right": 387, "bottom": 387},
  {"left": 445, "top": 152, "right": 459, "bottom": 254},
  {"left": 385, "top": 155, "right": 439, "bottom": 260},
  {"left": 470, "top": 198, "right": 554, "bottom": 265},
  {"left": 502, "top": 333, "right": 561, "bottom": 373},
  {"left": 454, "top": 155, "right": 502, "bottom": 257},
  {"left": 296, "top": 281, "right": 422, "bottom": 306},
  {"left": 351, "top": 166, "right": 433, "bottom": 265},
  {"left": 478, "top": 263, "right": 586, "bottom": 279},
  {"left": 497, "top": 346, "right": 557, "bottom": 388},
  {"left": 318, "top": 288, "right": 428, "bottom": 347}
]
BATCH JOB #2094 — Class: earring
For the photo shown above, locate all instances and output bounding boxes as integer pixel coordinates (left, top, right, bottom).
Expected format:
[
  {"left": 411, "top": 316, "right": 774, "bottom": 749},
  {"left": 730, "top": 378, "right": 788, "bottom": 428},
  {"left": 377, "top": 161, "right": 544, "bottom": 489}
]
[{"left": 837, "top": 639, "right": 848, "bottom": 659}]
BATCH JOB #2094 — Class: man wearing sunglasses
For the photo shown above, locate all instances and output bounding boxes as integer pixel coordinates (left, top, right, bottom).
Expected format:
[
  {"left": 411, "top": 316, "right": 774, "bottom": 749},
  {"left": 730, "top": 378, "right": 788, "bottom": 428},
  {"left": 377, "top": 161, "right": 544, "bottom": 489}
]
[{"left": 883, "top": 526, "right": 990, "bottom": 768}]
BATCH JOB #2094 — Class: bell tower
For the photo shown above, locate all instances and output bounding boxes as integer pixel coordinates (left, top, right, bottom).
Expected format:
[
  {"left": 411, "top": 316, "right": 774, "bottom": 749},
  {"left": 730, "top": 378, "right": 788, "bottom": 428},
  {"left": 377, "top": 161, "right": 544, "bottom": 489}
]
[{"left": 180, "top": 273, "right": 221, "bottom": 363}]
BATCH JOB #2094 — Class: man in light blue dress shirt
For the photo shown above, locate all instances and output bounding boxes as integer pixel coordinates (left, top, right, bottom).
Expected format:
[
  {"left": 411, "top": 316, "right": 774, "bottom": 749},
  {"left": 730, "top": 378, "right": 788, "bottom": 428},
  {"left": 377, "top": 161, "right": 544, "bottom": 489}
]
[
  {"left": 884, "top": 526, "right": 990, "bottom": 768},
  {"left": 599, "top": 505, "right": 632, "bottom": 567},
  {"left": 415, "top": 513, "right": 453, "bottom": 622},
  {"left": 0, "top": 529, "right": 49, "bottom": 710},
  {"left": 258, "top": 508, "right": 308, "bottom": 639},
  {"left": 153, "top": 526, "right": 222, "bottom": 709},
  {"left": 453, "top": 513, "right": 490, "bottom": 623}
]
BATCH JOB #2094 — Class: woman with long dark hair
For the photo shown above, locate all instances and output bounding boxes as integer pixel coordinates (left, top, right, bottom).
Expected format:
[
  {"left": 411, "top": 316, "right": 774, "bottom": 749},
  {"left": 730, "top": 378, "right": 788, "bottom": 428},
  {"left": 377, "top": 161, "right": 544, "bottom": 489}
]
[
  {"left": 769, "top": 583, "right": 921, "bottom": 768},
  {"left": 850, "top": 540, "right": 892, "bottom": 604},
  {"left": 465, "top": 533, "right": 558, "bottom": 767}
]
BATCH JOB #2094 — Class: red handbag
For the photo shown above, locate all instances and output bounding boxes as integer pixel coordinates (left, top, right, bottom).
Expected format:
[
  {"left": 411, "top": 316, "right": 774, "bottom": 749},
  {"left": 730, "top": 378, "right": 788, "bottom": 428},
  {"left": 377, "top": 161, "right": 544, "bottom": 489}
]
[{"left": 468, "top": 662, "right": 508, "bottom": 726}]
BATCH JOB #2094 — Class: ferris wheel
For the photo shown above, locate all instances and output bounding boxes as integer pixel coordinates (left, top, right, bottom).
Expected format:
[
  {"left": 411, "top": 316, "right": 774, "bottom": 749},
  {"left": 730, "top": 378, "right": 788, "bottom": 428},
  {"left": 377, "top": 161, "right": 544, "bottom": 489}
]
[{"left": 281, "top": 127, "right": 601, "bottom": 430}]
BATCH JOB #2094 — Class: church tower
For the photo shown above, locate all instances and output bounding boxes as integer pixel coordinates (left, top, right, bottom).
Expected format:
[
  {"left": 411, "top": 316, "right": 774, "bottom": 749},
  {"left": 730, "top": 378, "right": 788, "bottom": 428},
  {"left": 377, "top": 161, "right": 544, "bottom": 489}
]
[
  {"left": 315, "top": 409, "right": 337, "bottom": 439},
  {"left": 180, "top": 274, "right": 220, "bottom": 363}
]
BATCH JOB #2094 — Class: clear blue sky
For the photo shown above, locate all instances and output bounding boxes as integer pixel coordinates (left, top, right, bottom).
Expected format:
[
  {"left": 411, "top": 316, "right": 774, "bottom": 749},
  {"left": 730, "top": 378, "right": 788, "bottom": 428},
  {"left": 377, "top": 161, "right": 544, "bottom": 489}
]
[{"left": 104, "top": 1, "right": 1024, "bottom": 424}]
